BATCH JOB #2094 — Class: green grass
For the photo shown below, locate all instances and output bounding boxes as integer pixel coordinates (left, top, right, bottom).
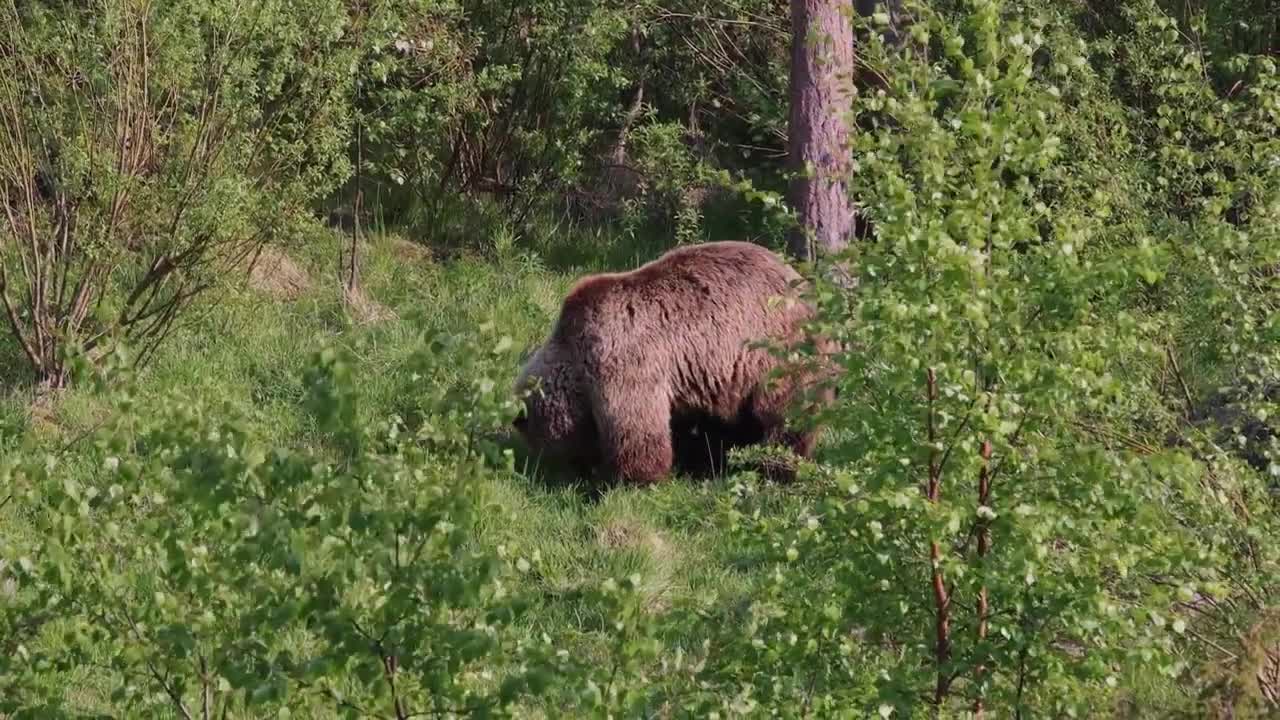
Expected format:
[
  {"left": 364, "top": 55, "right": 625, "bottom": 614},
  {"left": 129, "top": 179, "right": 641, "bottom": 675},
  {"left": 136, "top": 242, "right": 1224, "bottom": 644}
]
[
  {"left": 0, "top": 223, "right": 817, "bottom": 716},
  {"left": 1, "top": 222, "right": 1224, "bottom": 718}
]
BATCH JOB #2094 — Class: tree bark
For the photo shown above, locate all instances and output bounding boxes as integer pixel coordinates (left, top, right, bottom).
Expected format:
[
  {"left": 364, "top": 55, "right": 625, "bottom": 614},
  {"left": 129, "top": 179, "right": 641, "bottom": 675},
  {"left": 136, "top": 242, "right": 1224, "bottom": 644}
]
[
  {"left": 787, "top": 0, "right": 856, "bottom": 262},
  {"left": 609, "top": 25, "right": 646, "bottom": 167},
  {"left": 347, "top": 121, "right": 362, "bottom": 296}
]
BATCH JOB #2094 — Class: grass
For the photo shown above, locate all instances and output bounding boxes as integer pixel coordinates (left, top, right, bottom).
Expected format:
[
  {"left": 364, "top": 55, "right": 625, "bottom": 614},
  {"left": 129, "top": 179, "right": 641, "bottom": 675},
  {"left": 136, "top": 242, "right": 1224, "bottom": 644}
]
[
  {"left": 2, "top": 218, "right": 1252, "bottom": 718},
  {"left": 0, "top": 220, "right": 818, "bottom": 716}
]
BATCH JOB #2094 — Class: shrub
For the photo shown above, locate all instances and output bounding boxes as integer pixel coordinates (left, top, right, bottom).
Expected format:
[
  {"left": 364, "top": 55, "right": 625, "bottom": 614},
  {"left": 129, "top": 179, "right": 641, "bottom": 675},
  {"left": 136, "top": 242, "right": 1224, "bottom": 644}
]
[
  {"left": 678, "top": 0, "right": 1279, "bottom": 715},
  {"left": 0, "top": 332, "right": 559, "bottom": 717},
  {"left": 0, "top": 0, "right": 353, "bottom": 390}
]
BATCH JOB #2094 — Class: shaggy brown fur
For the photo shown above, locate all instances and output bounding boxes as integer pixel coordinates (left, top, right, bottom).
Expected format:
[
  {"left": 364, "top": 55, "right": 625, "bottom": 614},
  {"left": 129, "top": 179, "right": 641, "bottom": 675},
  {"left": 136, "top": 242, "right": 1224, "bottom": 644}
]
[{"left": 513, "top": 240, "right": 833, "bottom": 486}]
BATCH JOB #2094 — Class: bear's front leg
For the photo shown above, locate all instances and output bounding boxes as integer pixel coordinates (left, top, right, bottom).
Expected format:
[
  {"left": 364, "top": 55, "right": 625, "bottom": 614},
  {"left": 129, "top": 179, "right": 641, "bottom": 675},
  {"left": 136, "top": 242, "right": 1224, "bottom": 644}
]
[{"left": 590, "top": 384, "right": 673, "bottom": 486}]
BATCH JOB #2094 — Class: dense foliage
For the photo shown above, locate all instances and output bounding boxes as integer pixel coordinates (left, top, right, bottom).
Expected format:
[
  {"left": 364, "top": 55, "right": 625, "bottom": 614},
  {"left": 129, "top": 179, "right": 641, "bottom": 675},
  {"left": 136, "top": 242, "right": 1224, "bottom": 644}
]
[
  {"left": 731, "top": 0, "right": 1279, "bottom": 714},
  {"left": 0, "top": 0, "right": 356, "bottom": 388},
  {"left": 2, "top": 0, "right": 1278, "bottom": 717}
]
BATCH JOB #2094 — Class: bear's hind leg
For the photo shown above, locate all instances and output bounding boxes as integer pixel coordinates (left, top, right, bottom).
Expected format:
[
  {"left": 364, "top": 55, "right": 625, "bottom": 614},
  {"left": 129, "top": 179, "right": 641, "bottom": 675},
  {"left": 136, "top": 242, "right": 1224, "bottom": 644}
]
[{"left": 592, "top": 387, "right": 674, "bottom": 486}]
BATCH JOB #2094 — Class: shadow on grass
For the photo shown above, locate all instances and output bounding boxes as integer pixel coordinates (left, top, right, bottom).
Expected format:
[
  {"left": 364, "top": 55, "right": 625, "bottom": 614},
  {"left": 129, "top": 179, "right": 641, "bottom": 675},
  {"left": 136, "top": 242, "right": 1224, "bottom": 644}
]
[
  {"left": 491, "top": 413, "right": 776, "bottom": 504},
  {"left": 493, "top": 427, "right": 713, "bottom": 505},
  {"left": 0, "top": 336, "right": 32, "bottom": 393},
  {"left": 491, "top": 428, "right": 605, "bottom": 499},
  {"left": 522, "top": 223, "right": 674, "bottom": 275},
  {"left": 0, "top": 340, "right": 36, "bottom": 453}
]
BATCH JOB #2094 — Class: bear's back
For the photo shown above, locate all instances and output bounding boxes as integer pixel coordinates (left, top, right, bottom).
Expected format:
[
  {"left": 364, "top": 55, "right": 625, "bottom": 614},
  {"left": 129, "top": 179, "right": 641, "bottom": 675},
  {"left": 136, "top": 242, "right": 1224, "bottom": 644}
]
[
  {"left": 551, "top": 242, "right": 809, "bottom": 405},
  {"left": 556, "top": 241, "right": 799, "bottom": 332}
]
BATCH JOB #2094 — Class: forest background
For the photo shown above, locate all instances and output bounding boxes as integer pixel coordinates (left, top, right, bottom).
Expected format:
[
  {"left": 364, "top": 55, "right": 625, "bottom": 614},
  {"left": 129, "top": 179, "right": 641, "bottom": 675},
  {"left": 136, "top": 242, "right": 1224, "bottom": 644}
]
[{"left": 0, "top": 0, "right": 1278, "bottom": 717}]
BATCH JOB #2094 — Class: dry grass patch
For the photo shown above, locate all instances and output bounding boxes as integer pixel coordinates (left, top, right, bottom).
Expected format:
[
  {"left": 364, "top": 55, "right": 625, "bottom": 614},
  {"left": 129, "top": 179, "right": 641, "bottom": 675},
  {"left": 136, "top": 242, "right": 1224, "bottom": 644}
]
[
  {"left": 342, "top": 284, "right": 397, "bottom": 325},
  {"left": 246, "top": 247, "right": 312, "bottom": 301},
  {"left": 594, "top": 517, "right": 680, "bottom": 613}
]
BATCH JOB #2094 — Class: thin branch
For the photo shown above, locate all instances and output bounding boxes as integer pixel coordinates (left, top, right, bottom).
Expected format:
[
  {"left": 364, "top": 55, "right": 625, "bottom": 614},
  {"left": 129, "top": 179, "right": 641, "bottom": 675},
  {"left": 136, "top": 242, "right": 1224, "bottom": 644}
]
[
  {"left": 925, "top": 367, "right": 952, "bottom": 707},
  {"left": 936, "top": 395, "right": 980, "bottom": 479},
  {"left": 973, "top": 437, "right": 993, "bottom": 718},
  {"left": 119, "top": 607, "right": 195, "bottom": 720},
  {"left": 1165, "top": 344, "right": 1197, "bottom": 421},
  {"left": 653, "top": 9, "right": 784, "bottom": 32},
  {"left": 200, "top": 654, "right": 211, "bottom": 720},
  {"left": 381, "top": 648, "right": 409, "bottom": 720},
  {"left": 0, "top": 263, "right": 42, "bottom": 371}
]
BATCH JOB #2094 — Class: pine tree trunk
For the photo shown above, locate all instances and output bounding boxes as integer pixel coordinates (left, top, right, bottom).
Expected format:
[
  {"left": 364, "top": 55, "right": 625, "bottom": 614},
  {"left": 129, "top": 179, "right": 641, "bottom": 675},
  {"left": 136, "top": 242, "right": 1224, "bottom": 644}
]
[
  {"left": 786, "top": 0, "right": 856, "bottom": 262},
  {"left": 347, "top": 119, "right": 363, "bottom": 296}
]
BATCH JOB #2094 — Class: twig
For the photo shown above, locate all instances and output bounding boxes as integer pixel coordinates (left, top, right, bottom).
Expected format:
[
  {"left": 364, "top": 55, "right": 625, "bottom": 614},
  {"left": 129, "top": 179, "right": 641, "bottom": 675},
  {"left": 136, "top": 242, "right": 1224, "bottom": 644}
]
[
  {"left": 974, "top": 437, "right": 993, "bottom": 718},
  {"left": 925, "top": 368, "right": 952, "bottom": 706},
  {"left": 936, "top": 395, "right": 980, "bottom": 479},
  {"left": 119, "top": 607, "right": 194, "bottom": 720},
  {"left": 1166, "top": 345, "right": 1196, "bottom": 421},
  {"left": 382, "top": 650, "right": 409, "bottom": 720},
  {"left": 200, "top": 654, "right": 211, "bottom": 720}
]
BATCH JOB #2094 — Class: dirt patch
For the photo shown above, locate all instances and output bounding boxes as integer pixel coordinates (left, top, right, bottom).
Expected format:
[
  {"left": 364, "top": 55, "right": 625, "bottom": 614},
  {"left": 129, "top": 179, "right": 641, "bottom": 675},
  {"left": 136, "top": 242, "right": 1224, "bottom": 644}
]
[
  {"left": 25, "top": 390, "right": 62, "bottom": 440},
  {"left": 342, "top": 284, "right": 397, "bottom": 325},
  {"left": 246, "top": 247, "right": 312, "bottom": 301},
  {"left": 595, "top": 518, "right": 679, "bottom": 613},
  {"left": 390, "top": 238, "right": 433, "bottom": 264},
  {"left": 596, "top": 520, "right": 671, "bottom": 555},
  {"left": 1186, "top": 606, "right": 1280, "bottom": 717}
]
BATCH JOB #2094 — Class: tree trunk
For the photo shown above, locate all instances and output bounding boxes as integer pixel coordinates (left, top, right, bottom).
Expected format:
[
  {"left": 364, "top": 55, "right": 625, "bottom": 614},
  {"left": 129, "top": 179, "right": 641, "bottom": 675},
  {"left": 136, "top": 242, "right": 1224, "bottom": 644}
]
[
  {"left": 608, "top": 25, "right": 646, "bottom": 167},
  {"left": 344, "top": 1, "right": 366, "bottom": 298},
  {"left": 345, "top": 112, "right": 363, "bottom": 297},
  {"left": 787, "top": 0, "right": 856, "bottom": 262}
]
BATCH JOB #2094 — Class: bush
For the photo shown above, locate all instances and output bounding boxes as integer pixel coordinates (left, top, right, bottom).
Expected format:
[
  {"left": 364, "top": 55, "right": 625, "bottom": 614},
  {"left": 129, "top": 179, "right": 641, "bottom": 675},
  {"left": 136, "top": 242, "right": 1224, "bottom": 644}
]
[
  {"left": 0, "top": 0, "right": 353, "bottom": 390},
  {"left": 340, "top": 0, "right": 802, "bottom": 247},
  {"left": 0, "top": 332, "right": 559, "bottom": 717},
  {"left": 676, "top": 0, "right": 1280, "bottom": 715}
]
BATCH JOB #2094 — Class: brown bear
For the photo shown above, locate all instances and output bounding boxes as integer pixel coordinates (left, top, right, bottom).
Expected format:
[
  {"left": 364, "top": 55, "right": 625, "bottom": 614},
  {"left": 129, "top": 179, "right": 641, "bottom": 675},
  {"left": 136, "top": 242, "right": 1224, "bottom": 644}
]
[{"left": 512, "top": 240, "right": 833, "bottom": 486}]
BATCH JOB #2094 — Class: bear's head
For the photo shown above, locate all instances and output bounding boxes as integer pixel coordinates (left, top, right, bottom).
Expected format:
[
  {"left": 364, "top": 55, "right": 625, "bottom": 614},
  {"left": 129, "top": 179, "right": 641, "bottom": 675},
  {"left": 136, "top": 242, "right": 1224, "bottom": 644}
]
[{"left": 512, "top": 340, "right": 598, "bottom": 470}]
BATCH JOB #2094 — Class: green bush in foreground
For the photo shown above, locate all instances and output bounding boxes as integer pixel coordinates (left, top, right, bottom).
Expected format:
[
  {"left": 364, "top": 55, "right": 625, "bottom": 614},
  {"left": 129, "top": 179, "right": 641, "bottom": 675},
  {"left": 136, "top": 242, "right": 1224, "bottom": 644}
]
[
  {"left": 681, "top": 0, "right": 1279, "bottom": 716},
  {"left": 0, "top": 334, "right": 562, "bottom": 718}
]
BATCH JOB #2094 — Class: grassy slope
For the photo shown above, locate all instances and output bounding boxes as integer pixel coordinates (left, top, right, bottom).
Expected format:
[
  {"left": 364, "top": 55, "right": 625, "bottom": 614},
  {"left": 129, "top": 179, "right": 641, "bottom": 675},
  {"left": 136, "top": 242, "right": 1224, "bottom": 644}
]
[
  {"left": 0, "top": 226, "right": 821, "bottom": 715},
  {"left": 1, "top": 224, "right": 1199, "bottom": 717}
]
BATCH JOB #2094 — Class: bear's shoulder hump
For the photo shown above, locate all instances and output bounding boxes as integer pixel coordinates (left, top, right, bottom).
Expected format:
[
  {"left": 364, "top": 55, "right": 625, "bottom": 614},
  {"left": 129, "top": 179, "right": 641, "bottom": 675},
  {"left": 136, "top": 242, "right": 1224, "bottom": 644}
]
[{"left": 562, "top": 274, "right": 617, "bottom": 313}]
